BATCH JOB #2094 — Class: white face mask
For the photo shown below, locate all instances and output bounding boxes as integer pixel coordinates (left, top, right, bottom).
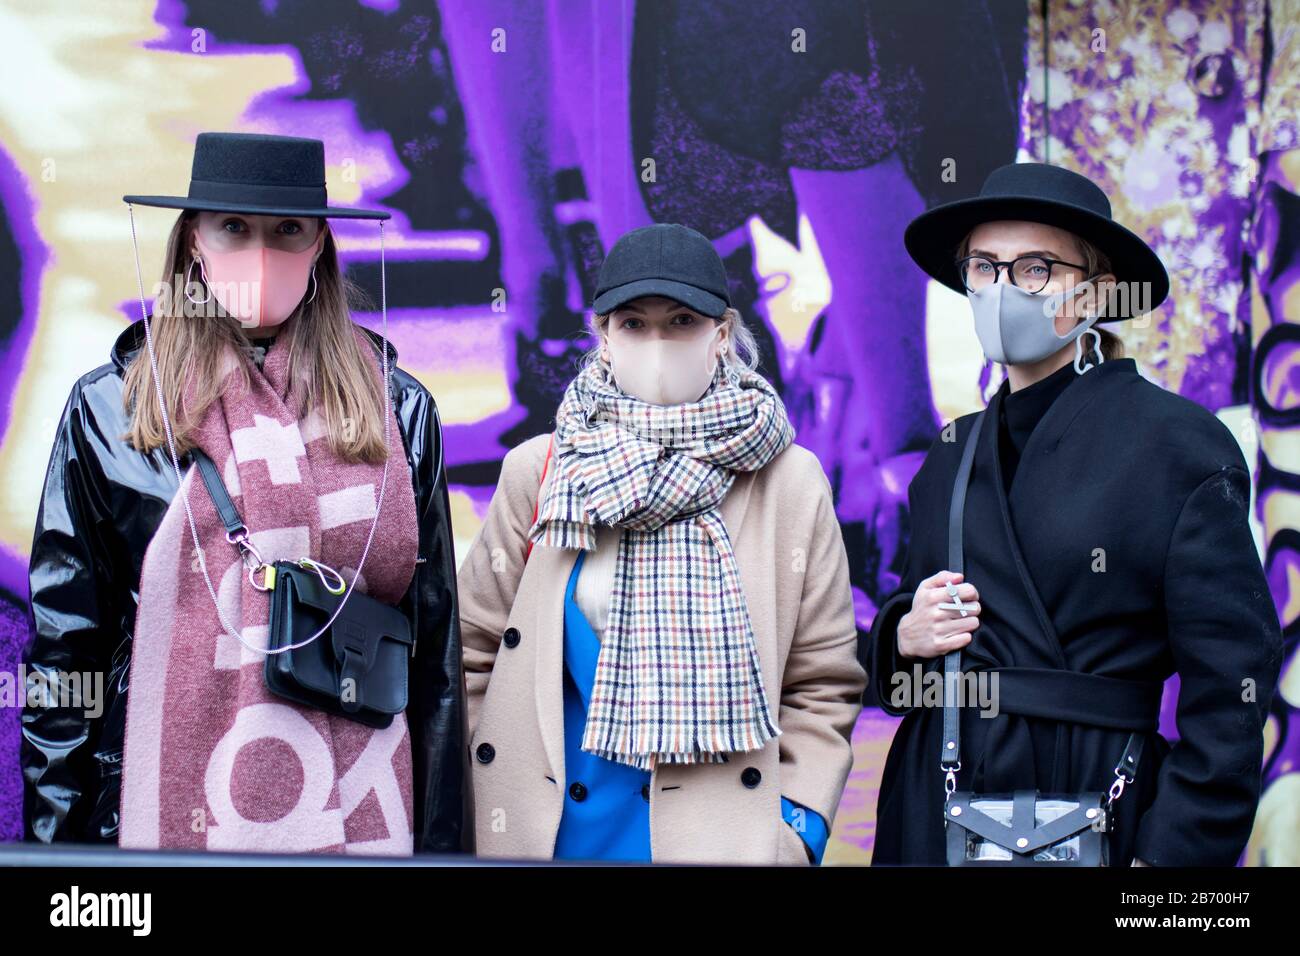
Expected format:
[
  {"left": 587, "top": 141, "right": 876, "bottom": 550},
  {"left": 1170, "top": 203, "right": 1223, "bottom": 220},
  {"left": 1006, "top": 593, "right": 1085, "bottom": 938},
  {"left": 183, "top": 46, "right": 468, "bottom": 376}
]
[
  {"left": 968, "top": 278, "right": 1101, "bottom": 366},
  {"left": 606, "top": 326, "right": 722, "bottom": 405}
]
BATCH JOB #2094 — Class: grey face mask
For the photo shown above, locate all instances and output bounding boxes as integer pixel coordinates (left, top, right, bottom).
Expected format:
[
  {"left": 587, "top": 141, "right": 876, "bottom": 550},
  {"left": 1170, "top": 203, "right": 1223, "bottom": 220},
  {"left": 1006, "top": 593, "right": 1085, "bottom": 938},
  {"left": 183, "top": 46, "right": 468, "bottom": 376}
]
[{"left": 968, "top": 278, "right": 1103, "bottom": 369}]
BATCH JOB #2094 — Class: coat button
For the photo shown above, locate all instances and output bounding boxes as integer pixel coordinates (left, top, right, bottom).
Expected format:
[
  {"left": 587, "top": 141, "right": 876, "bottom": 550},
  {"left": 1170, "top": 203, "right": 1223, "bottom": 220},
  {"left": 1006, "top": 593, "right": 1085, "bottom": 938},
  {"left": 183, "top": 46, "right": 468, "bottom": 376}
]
[
  {"left": 475, "top": 743, "right": 495, "bottom": 764},
  {"left": 741, "top": 767, "right": 761, "bottom": 789},
  {"left": 641, "top": 783, "right": 650, "bottom": 802},
  {"left": 569, "top": 781, "right": 588, "bottom": 802},
  {"left": 503, "top": 627, "right": 520, "bottom": 648}
]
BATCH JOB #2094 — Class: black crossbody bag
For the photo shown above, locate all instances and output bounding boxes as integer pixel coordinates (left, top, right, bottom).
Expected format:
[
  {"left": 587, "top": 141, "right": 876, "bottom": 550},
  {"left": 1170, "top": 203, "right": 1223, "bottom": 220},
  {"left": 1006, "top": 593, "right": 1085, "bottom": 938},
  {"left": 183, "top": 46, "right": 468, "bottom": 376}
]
[
  {"left": 190, "top": 448, "right": 413, "bottom": 729},
  {"left": 939, "top": 409, "right": 1145, "bottom": 866}
]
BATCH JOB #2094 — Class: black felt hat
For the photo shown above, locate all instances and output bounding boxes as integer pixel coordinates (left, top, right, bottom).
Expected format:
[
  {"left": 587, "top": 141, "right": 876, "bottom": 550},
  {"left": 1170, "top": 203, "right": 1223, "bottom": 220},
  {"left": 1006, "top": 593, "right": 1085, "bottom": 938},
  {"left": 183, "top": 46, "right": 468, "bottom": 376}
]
[
  {"left": 123, "top": 131, "right": 390, "bottom": 220},
  {"left": 903, "top": 162, "right": 1168, "bottom": 320}
]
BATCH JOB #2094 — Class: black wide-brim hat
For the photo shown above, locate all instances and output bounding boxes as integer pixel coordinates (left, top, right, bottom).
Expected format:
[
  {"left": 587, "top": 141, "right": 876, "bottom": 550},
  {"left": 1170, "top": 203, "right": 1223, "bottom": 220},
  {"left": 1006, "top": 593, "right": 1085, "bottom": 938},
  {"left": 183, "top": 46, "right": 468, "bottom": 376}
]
[
  {"left": 903, "top": 162, "right": 1168, "bottom": 320},
  {"left": 124, "top": 131, "right": 390, "bottom": 220}
]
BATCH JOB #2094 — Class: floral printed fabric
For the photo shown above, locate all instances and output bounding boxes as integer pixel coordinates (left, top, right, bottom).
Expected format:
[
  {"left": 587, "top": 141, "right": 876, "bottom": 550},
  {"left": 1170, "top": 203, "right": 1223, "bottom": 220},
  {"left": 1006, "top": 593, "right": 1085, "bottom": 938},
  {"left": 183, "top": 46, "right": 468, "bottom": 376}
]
[{"left": 1016, "top": 0, "right": 1300, "bottom": 411}]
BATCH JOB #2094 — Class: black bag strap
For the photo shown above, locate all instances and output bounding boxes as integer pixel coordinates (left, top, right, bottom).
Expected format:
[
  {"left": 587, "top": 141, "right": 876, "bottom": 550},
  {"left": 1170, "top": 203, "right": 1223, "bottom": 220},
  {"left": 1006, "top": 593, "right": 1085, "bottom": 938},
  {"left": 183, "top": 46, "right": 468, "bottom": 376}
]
[
  {"left": 938, "top": 409, "right": 1143, "bottom": 801},
  {"left": 190, "top": 448, "right": 246, "bottom": 536},
  {"left": 941, "top": 411, "right": 985, "bottom": 778}
]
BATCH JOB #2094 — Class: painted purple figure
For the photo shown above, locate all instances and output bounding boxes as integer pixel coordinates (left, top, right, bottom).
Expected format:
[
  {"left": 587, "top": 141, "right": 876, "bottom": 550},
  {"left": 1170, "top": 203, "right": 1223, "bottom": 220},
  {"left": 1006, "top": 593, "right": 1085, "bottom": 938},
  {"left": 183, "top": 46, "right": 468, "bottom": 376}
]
[
  {"left": 0, "top": 145, "right": 48, "bottom": 842},
  {"left": 438, "top": 0, "right": 655, "bottom": 451},
  {"left": 627, "top": 0, "right": 1029, "bottom": 611}
]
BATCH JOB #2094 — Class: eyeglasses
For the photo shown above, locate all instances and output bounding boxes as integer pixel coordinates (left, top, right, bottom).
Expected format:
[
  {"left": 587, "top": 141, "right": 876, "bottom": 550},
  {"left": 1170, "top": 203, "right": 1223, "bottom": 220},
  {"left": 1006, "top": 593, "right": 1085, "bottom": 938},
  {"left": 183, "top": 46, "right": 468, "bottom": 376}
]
[{"left": 956, "top": 255, "right": 1089, "bottom": 294}]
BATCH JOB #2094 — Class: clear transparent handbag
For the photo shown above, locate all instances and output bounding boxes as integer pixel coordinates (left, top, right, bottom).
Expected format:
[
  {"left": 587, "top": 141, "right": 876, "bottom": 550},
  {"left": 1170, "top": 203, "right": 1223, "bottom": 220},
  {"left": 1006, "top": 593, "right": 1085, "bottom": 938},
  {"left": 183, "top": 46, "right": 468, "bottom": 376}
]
[{"left": 945, "top": 791, "right": 1112, "bottom": 866}]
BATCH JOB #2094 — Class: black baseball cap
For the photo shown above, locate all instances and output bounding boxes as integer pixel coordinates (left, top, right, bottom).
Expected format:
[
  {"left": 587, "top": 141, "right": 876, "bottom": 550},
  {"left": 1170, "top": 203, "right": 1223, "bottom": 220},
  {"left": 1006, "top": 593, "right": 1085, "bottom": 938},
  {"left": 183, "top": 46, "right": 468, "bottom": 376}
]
[{"left": 592, "top": 223, "right": 731, "bottom": 317}]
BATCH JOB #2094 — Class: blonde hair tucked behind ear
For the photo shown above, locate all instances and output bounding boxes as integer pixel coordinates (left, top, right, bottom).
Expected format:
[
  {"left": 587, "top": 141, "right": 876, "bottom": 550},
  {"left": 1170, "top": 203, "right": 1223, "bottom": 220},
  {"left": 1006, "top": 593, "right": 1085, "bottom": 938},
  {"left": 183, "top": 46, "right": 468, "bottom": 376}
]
[
  {"left": 581, "top": 305, "right": 762, "bottom": 374},
  {"left": 1071, "top": 234, "right": 1125, "bottom": 361}
]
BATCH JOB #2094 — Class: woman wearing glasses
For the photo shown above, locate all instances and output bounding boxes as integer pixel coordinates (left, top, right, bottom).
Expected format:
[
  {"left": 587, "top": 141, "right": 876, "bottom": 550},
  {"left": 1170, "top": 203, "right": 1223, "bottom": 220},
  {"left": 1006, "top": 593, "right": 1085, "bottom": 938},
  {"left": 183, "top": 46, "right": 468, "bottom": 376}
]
[{"left": 864, "top": 163, "right": 1283, "bottom": 866}]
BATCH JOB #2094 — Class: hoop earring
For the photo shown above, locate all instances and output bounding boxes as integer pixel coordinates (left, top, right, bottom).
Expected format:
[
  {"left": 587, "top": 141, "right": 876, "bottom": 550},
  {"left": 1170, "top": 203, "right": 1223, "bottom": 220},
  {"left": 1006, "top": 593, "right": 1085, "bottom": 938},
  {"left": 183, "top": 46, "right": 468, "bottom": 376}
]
[
  {"left": 185, "top": 257, "right": 211, "bottom": 305},
  {"left": 1074, "top": 326, "right": 1103, "bottom": 374},
  {"left": 304, "top": 264, "right": 318, "bottom": 304},
  {"left": 723, "top": 355, "right": 742, "bottom": 387}
]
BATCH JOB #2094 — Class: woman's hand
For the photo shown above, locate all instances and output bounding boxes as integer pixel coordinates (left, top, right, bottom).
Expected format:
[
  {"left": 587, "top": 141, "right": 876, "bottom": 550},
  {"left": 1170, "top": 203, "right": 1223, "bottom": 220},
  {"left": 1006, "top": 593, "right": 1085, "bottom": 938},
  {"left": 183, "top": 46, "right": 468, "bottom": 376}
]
[{"left": 897, "top": 570, "right": 981, "bottom": 660}]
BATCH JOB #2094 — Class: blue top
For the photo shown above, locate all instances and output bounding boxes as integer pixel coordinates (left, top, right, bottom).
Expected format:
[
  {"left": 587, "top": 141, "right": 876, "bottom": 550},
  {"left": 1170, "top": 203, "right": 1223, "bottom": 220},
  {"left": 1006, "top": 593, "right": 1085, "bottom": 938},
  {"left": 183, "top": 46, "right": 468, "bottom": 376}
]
[{"left": 552, "top": 549, "right": 830, "bottom": 863}]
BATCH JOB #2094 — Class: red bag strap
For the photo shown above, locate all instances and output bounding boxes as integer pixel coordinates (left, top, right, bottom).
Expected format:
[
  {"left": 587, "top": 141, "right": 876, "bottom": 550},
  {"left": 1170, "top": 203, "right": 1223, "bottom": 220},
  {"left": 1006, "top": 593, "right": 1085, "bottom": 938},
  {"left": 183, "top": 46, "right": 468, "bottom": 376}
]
[{"left": 524, "top": 432, "right": 554, "bottom": 563}]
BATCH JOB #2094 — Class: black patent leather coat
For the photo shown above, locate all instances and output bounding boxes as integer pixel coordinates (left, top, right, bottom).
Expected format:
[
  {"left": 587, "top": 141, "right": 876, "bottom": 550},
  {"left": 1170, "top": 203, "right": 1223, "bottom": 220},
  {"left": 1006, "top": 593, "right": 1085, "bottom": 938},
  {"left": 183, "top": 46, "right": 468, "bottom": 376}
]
[{"left": 20, "top": 318, "right": 473, "bottom": 854}]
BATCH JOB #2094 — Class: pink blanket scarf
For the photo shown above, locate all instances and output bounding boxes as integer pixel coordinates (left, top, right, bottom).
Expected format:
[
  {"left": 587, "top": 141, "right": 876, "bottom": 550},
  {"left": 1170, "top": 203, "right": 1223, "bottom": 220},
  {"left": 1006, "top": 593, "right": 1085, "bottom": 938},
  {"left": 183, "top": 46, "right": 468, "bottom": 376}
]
[{"left": 120, "top": 321, "right": 420, "bottom": 855}]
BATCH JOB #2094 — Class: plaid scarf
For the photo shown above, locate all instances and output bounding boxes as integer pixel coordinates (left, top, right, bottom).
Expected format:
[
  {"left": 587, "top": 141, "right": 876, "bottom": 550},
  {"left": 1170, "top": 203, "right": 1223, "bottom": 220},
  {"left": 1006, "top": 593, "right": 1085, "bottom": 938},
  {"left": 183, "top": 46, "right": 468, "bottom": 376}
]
[{"left": 529, "top": 359, "right": 795, "bottom": 770}]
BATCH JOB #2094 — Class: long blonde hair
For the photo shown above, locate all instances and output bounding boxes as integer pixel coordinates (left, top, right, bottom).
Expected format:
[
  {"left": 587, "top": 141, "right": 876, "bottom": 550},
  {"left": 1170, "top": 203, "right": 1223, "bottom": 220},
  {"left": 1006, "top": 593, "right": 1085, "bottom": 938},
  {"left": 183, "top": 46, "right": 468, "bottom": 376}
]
[{"left": 122, "top": 210, "right": 394, "bottom": 463}]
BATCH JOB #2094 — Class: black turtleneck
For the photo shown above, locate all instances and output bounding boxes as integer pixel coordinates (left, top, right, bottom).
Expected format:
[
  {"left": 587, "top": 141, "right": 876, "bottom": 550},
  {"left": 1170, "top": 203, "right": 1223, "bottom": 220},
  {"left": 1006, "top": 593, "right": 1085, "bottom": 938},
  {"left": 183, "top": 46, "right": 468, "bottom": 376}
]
[
  {"left": 998, "top": 359, "right": 1080, "bottom": 492},
  {"left": 241, "top": 333, "right": 278, "bottom": 370}
]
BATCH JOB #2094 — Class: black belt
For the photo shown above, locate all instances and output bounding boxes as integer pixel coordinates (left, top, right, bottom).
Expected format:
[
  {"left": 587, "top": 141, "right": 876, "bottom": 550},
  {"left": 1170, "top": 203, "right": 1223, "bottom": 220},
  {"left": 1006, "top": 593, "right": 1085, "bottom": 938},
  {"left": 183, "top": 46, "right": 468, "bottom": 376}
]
[{"left": 969, "top": 666, "right": 1163, "bottom": 732}]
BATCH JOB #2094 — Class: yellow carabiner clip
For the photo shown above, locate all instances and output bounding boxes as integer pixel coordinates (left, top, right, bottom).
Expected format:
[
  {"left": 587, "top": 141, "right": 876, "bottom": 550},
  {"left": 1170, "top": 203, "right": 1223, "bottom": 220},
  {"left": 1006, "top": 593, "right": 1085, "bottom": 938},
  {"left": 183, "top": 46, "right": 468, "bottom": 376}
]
[
  {"left": 249, "top": 562, "right": 274, "bottom": 592},
  {"left": 299, "top": 557, "right": 346, "bottom": 595}
]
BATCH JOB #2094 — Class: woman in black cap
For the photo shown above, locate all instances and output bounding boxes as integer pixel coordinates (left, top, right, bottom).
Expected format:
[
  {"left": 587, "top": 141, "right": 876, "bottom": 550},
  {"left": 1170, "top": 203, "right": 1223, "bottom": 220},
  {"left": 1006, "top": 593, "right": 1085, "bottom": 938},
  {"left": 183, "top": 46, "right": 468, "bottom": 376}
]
[
  {"left": 865, "top": 162, "right": 1283, "bottom": 866},
  {"left": 21, "top": 132, "right": 470, "bottom": 855},
  {"left": 456, "top": 222, "right": 865, "bottom": 864}
]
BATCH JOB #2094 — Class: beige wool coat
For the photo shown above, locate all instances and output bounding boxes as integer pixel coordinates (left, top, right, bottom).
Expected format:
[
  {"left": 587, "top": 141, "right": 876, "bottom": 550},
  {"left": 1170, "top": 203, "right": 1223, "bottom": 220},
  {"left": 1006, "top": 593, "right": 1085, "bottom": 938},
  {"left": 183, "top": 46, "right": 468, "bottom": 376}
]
[{"left": 457, "top": 432, "right": 866, "bottom": 864}]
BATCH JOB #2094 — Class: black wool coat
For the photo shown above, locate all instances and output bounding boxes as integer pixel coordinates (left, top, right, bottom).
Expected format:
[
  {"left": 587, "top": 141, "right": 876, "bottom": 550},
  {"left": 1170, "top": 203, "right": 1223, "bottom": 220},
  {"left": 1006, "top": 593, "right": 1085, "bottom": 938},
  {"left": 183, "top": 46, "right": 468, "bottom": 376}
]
[{"left": 864, "top": 357, "right": 1285, "bottom": 866}]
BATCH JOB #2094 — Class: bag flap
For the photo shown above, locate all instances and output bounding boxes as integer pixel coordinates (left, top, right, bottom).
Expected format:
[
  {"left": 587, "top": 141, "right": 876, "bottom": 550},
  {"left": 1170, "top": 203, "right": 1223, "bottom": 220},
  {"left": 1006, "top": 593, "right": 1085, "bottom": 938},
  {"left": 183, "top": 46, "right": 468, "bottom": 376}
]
[
  {"left": 279, "top": 562, "right": 411, "bottom": 642},
  {"left": 269, "top": 563, "right": 411, "bottom": 713},
  {"left": 946, "top": 791, "right": 1107, "bottom": 855}
]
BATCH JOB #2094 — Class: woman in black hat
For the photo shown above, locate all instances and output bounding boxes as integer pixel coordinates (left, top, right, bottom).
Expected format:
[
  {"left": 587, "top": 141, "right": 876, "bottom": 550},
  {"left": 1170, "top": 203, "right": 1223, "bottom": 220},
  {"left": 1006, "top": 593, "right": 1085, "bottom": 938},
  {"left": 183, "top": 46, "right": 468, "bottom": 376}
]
[
  {"left": 865, "top": 162, "right": 1283, "bottom": 866},
  {"left": 21, "top": 133, "right": 470, "bottom": 855}
]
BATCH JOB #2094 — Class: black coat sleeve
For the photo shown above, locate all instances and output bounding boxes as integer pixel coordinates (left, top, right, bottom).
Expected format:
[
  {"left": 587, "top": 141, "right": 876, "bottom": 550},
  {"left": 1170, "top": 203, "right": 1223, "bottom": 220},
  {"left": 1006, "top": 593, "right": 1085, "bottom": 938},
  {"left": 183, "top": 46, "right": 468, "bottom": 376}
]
[
  {"left": 401, "top": 385, "right": 474, "bottom": 855},
  {"left": 1134, "top": 464, "right": 1285, "bottom": 866},
  {"left": 862, "top": 459, "right": 941, "bottom": 715},
  {"left": 21, "top": 379, "right": 118, "bottom": 843}
]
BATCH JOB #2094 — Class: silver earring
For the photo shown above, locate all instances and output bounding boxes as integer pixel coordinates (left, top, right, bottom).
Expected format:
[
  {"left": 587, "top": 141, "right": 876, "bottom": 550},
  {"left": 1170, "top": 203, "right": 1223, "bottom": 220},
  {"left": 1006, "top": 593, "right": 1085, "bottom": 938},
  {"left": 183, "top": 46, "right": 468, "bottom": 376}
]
[
  {"left": 305, "top": 264, "right": 318, "bottom": 304},
  {"left": 185, "top": 257, "right": 211, "bottom": 305},
  {"left": 719, "top": 343, "right": 741, "bottom": 386},
  {"left": 1073, "top": 327, "right": 1103, "bottom": 374}
]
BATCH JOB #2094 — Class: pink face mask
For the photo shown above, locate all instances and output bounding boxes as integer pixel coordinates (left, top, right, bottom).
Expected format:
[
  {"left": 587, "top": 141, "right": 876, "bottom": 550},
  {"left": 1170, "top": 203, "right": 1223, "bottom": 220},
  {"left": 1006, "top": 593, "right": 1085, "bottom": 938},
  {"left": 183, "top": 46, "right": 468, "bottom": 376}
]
[
  {"left": 193, "top": 231, "right": 319, "bottom": 328},
  {"left": 607, "top": 325, "right": 723, "bottom": 406}
]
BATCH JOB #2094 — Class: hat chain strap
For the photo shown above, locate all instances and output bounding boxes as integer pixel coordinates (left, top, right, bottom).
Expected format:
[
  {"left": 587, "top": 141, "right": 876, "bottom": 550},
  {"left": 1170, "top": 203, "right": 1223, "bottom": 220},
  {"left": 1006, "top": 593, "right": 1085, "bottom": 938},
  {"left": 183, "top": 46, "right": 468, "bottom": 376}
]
[{"left": 127, "top": 204, "right": 393, "bottom": 656}]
